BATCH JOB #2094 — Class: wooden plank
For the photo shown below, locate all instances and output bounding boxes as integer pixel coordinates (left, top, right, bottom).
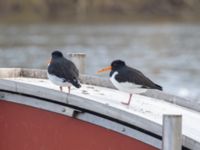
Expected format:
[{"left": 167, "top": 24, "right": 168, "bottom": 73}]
[
  {"left": 0, "top": 68, "right": 47, "bottom": 79},
  {"left": 162, "top": 115, "right": 182, "bottom": 150},
  {"left": 80, "top": 74, "right": 115, "bottom": 89},
  {"left": 68, "top": 53, "right": 86, "bottom": 74},
  {"left": 142, "top": 90, "right": 200, "bottom": 113},
  {"left": 0, "top": 68, "right": 21, "bottom": 78},
  {"left": 21, "top": 68, "right": 47, "bottom": 79}
]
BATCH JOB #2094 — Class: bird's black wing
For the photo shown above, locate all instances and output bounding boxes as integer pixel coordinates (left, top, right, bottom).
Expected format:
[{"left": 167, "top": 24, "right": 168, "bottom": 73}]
[
  {"left": 48, "top": 58, "right": 81, "bottom": 88},
  {"left": 116, "top": 66, "right": 162, "bottom": 90}
]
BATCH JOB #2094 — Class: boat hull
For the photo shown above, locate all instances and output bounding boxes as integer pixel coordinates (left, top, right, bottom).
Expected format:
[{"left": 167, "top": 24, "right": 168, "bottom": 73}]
[{"left": 0, "top": 100, "right": 157, "bottom": 150}]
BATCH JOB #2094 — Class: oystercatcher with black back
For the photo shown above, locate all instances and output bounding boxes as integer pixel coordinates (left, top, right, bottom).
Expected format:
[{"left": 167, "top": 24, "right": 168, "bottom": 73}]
[
  {"left": 47, "top": 51, "right": 81, "bottom": 94},
  {"left": 97, "top": 60, "right": 162, "bottom": 105}
]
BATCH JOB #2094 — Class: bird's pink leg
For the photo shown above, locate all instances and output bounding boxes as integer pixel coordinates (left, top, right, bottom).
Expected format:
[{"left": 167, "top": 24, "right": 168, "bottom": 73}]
[
  {"left": 68, "top": 86, "right": 71, "bottom": 94},
  {"left": 59, "top": 86, "right": 63, "bottom": 92},
  {"left": 121, "top": 93, "right": 132, "bottom": 105}
]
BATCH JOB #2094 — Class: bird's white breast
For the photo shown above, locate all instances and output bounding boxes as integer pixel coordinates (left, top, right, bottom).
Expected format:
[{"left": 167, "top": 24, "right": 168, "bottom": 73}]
[
  {"left": 47, "top": 72, "right": 71, "bottom": 87},
  {"left": 110, "top": 71, "right": 147, "bottom": 94}
]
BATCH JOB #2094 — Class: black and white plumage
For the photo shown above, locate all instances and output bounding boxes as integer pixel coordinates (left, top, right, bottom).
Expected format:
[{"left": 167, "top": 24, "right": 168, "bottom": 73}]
[
  {"left": 97, "top": 60, "right": 162, "bottom": 105},
  {"left": 47, "top": 51, "right": 81, "bottom": 93}
]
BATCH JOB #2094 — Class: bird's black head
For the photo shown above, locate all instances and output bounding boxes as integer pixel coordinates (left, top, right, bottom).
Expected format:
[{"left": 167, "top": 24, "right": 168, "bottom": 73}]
[
  {"left": 111, "top": 60, "right": 126, "bottom": 70},
  {"left": 51, "top": 51, "right": 63, "bottom": 59}
]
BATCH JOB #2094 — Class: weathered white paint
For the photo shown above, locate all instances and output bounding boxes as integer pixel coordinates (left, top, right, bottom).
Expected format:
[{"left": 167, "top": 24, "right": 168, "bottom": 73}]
[{"left": 162, "top": 115, "right": 182, "bottom": 150}]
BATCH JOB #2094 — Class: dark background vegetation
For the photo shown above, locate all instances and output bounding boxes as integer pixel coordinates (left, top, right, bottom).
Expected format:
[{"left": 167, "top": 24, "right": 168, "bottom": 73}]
[{"left": 0, "top": 0, "right": 200, "bottom": 22}]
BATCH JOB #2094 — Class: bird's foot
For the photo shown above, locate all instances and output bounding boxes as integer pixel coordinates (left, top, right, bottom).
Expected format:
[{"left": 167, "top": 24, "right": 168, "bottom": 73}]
[
  {"left": 121, "top": 101, "right": 130, "bottom": 105},
  {"left": 68, "top": 86, "right": 71, "bottom": 94},
  {"left": 121, "top": 94, "right": 132, "bottom": 105},
  {"left": 60, "top": 86, "right": 63, "bottom": 92}
]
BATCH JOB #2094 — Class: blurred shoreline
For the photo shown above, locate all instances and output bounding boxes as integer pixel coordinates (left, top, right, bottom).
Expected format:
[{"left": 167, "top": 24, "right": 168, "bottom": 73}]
[{"left": 0, "top": 0, "right": 200, "bottom": 23}]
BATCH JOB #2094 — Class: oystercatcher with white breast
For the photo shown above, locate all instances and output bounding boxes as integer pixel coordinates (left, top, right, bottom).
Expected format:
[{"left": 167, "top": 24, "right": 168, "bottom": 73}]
[
  {"left": 97, "top": 60, "right": 162, "bottom": 105},
  {"left": 47, "top": 51, "right": 81, "bottom": 94}
]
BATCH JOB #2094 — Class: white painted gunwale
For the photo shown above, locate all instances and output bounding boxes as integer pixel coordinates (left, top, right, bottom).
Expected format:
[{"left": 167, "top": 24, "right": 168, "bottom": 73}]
[
  {"left": 0, "top": 68, "right": 199, "bottom": 113},
  {"left": 0, "top": 77, "right": 200, "bottom": 149}
]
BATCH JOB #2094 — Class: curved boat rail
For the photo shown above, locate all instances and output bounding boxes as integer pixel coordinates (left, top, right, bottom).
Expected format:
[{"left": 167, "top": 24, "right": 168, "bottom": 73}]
[{"left": 0, "top": 68, "right": 198, "bottom": 112}]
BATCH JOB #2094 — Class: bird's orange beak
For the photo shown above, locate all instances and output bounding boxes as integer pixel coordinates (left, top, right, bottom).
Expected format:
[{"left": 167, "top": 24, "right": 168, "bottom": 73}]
[
  {"left": 96, "top": 66, "right": 112, "bottom": 74},
  {"left": 48, "top": 58, "right": 52, "bottom": 65}
]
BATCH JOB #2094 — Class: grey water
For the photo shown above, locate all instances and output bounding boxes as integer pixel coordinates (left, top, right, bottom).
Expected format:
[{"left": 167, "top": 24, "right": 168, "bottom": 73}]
[{"left": 0, "top": 23, "right": 200, "bottom": 101}]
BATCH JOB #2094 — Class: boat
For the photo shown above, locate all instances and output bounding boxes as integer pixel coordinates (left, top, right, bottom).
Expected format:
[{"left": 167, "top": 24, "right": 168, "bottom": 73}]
[{"left": 0, "top": 68, "right": 200, "bottom": 150}]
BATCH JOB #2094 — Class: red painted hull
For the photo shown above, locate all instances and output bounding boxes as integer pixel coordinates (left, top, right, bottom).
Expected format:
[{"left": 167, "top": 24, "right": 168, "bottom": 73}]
[{"left": 0, "top": 101, "right": 157, "bottom": 150}]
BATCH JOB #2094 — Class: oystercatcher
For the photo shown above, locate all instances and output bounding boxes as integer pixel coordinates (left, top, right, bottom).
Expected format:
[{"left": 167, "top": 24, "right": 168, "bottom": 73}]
[
  {"left": 97, "top": 60, "right": 162, "bottom": 105},
  {"left": 47, "top": 51, "right": 81, "bottom": 94}
]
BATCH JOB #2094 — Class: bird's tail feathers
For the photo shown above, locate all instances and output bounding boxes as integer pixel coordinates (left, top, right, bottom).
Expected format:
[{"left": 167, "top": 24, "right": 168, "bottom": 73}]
[
  {"left": 155, "top": 84, "right": 163, "bottom": 91},
  {"left": 71, "top": 78, "right": 81, "bottom": 88}
]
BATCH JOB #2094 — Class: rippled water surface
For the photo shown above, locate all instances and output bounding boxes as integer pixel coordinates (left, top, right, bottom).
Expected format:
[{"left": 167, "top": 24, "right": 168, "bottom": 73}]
[{"left": 0, "top": 23, "right": 200, "bottom": 100}]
